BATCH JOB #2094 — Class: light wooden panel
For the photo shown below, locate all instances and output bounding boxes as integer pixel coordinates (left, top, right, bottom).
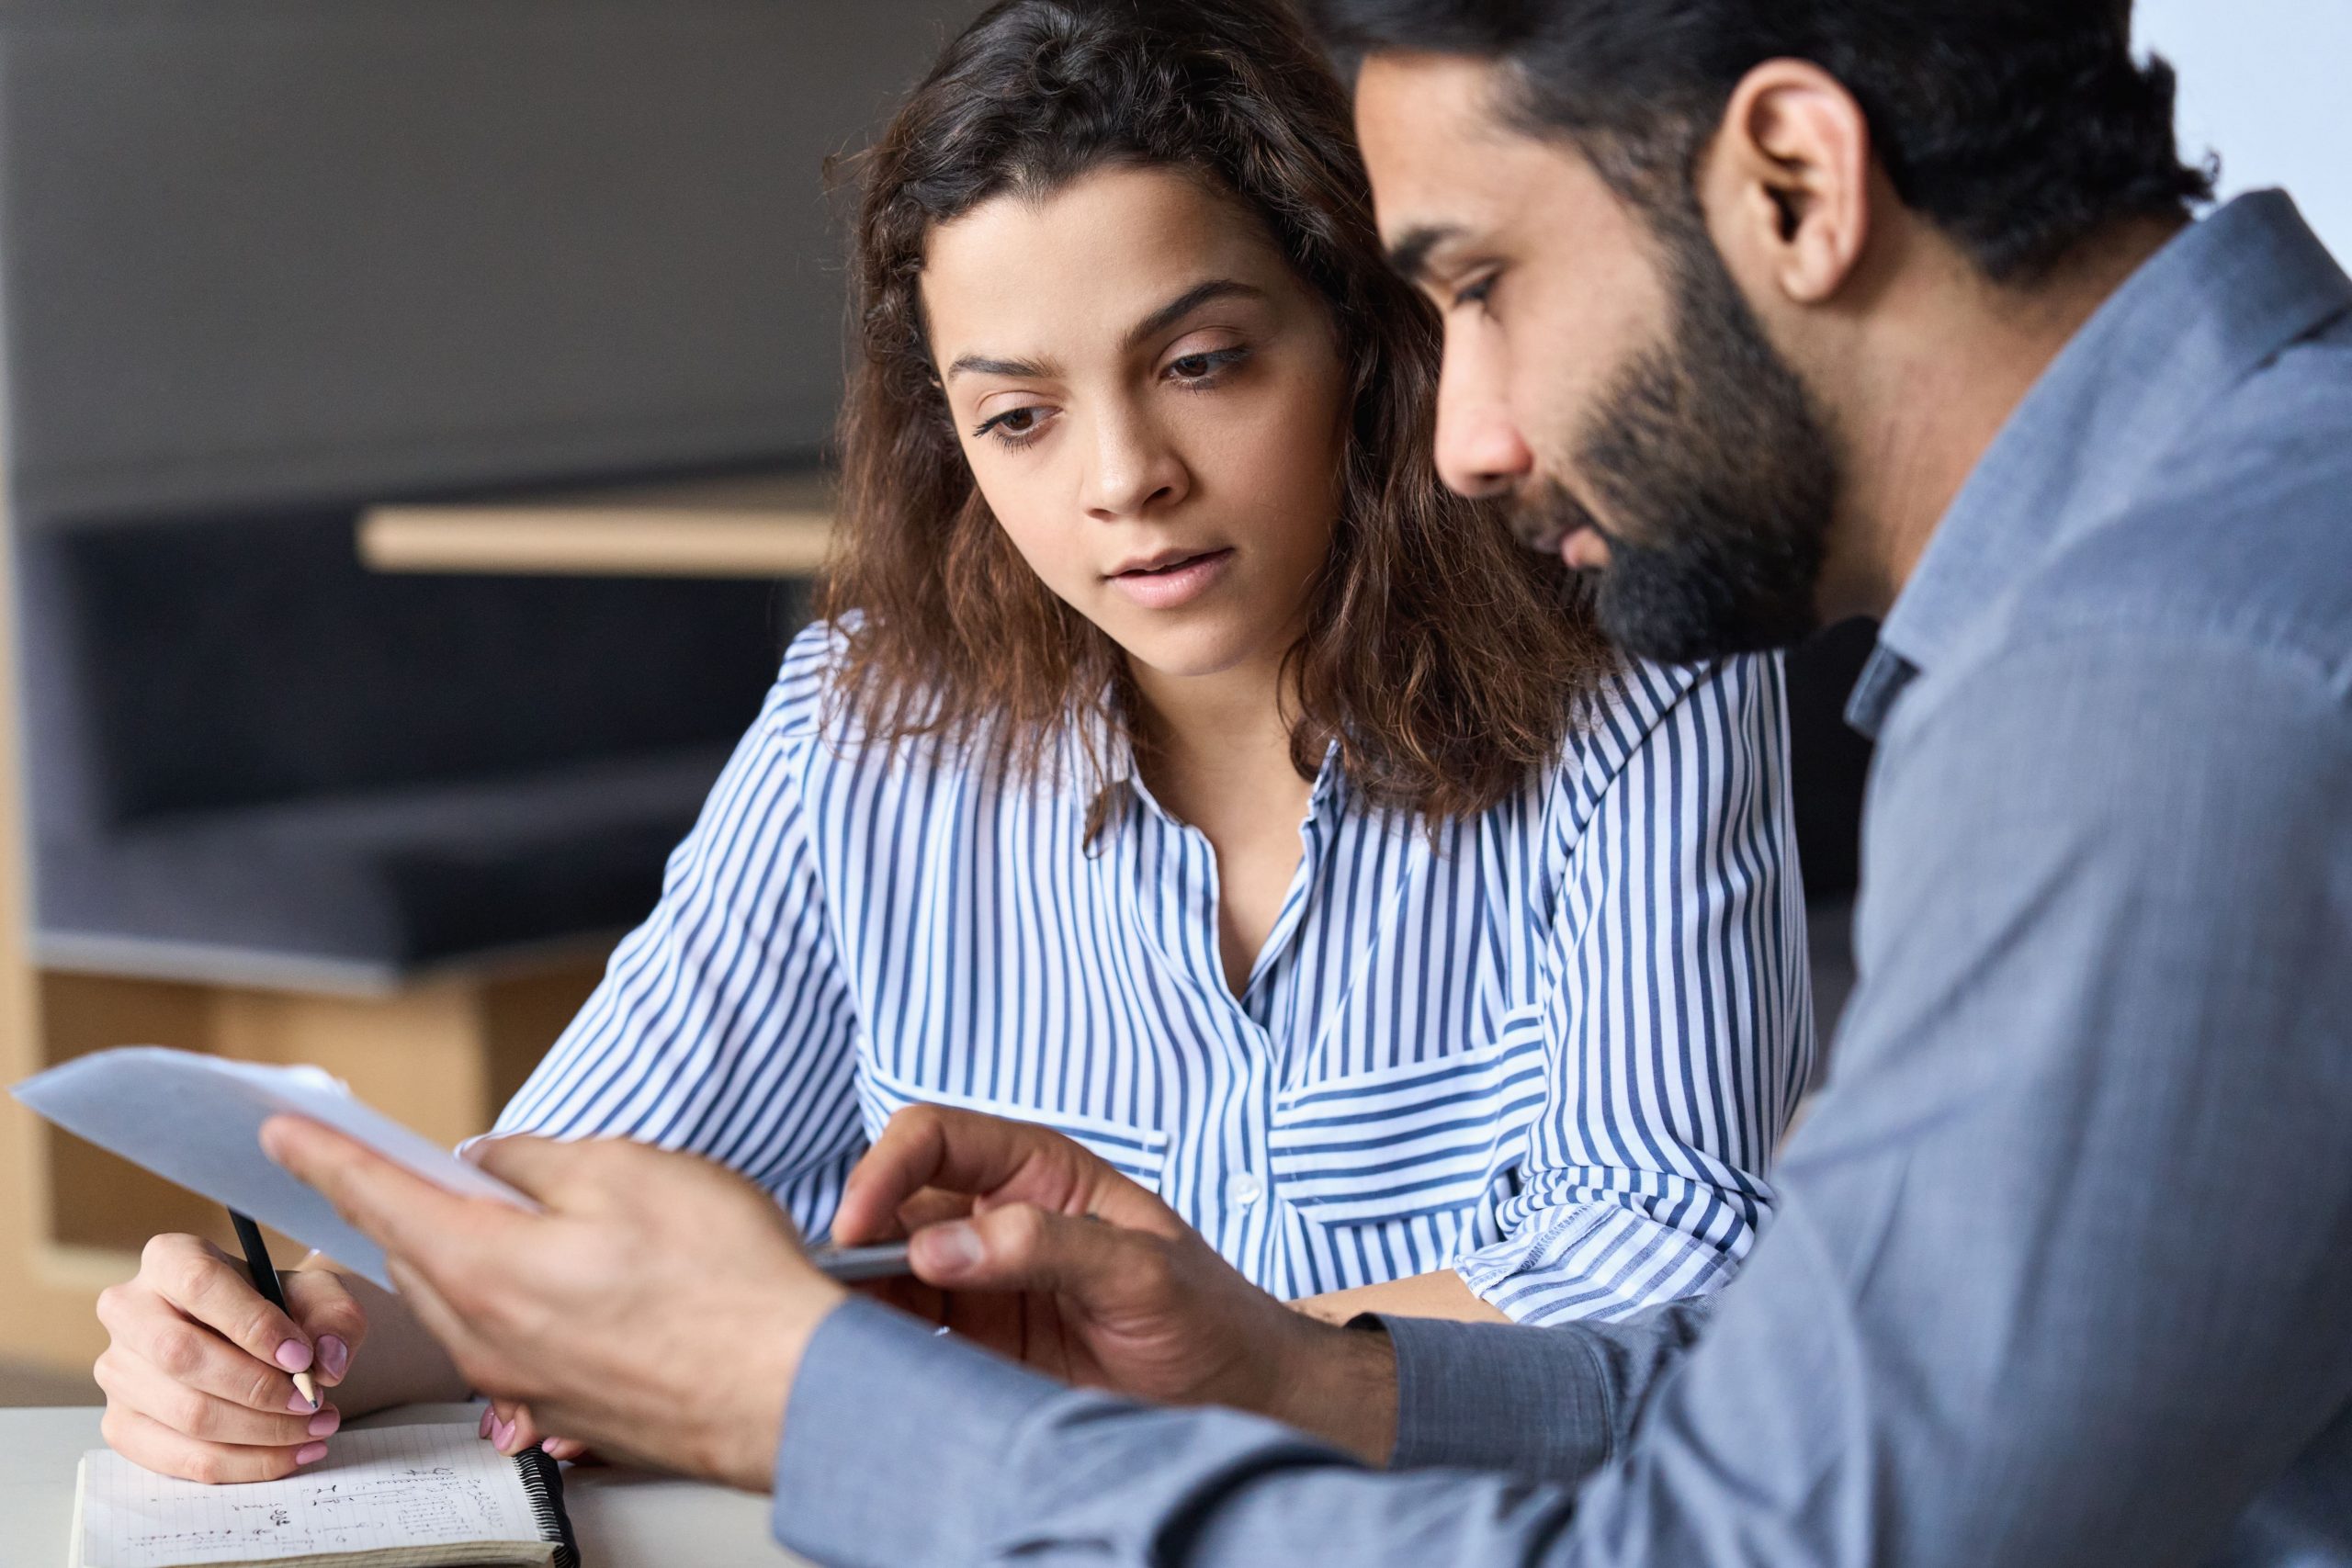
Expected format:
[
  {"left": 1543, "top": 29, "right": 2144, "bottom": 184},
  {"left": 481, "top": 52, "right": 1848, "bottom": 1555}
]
[{"left": 358, "top": 469, "right": 836, "bottom": 579}]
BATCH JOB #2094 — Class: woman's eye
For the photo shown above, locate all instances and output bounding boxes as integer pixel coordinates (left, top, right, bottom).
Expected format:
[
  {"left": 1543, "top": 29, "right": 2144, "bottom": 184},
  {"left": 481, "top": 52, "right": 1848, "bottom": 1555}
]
[
  {"left": 1166, "top": 346, "right": 1247, "bottom": 385},
  {"left": 1453, "top": 274, "right": 1499, "bottom": 312},
  {"left": 973, "top": 405, "right": 1050, "bottom": 446}
]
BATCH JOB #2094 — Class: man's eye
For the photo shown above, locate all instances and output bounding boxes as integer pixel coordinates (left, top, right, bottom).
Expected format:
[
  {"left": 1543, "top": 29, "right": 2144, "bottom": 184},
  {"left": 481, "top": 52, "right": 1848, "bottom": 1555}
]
[{"left": 1452, "top": 274, "right": 1499, "bottom": 311}]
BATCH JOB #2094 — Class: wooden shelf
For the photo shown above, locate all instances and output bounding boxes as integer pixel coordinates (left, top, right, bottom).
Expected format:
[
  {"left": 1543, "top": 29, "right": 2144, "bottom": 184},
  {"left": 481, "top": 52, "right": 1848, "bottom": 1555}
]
[{"left": 357, "top": 469, "right": 837, "bottom": 579}]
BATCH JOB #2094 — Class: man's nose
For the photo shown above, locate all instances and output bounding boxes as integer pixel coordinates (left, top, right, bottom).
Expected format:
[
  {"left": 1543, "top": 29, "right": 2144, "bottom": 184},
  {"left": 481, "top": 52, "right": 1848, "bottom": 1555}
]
[
  {"left": 1082, "top": 405, "right": 1190, "bottom": 520},
  {"left": 1432, "top": 341, "right": 1534, "bottom": 501}
]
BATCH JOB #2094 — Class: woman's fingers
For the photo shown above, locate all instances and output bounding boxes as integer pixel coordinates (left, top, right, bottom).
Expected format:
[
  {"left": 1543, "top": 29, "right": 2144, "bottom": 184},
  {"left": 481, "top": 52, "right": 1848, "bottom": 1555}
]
[
  {"left": 485, "top": 1398, "right": 548, "bottom": 1456},
  {"left": 132, "top": 1233, "right": 316, "bottom": 1379},
  {"left": 539, "top": 1436, "right": 594, "bottom": 1461},
  {"left": 99, "top": 1404, "right": 329, "bottom": 1485},
  {"left": 95, "top": 1345, "right": 337, "bottom": 1449},
  {"left": 95, "top": 1277, "right": 311, "bottom": 1416},
  {"left": 282, "top": 1269, "right": 368, "bottom": 1387}
]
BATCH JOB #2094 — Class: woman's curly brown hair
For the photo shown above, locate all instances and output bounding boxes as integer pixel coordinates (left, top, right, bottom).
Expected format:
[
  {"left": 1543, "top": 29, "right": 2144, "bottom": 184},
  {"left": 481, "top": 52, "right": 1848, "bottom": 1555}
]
[{"left": 822, "top": 0, "right": 1613, "bottom": 823}]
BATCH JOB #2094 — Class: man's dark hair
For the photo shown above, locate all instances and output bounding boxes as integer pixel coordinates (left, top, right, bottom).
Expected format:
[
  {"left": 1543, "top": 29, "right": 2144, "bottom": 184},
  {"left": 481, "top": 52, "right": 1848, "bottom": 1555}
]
[{"left": 1309, "top": 0, "right": 2215, "bottom": 281}]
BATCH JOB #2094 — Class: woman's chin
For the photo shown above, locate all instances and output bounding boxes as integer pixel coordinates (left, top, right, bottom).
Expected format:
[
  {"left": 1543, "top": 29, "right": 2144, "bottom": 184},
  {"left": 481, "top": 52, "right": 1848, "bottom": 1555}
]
[{"left": 1110, "top": 621, "right": 1278, "bottom": 686}]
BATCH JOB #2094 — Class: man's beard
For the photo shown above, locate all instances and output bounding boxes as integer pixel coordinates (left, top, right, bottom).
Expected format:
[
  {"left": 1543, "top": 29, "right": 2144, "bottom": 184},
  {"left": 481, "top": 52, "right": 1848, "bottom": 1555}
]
[{"left": 1512, "top": 220, "right": 1838, "bottom": 666}]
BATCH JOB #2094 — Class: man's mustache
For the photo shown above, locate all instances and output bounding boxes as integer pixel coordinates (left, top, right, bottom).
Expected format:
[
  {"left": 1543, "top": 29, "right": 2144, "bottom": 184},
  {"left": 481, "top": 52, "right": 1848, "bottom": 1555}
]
[{"left": 1505, "top": 479, "right": 1611, "bottom": 559}]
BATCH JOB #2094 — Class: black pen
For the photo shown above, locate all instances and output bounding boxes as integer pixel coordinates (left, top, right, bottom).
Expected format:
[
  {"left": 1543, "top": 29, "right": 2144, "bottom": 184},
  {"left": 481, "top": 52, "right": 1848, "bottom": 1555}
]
[{"left": 229, "top": 1209, "right": 319, "bottom": 1411}]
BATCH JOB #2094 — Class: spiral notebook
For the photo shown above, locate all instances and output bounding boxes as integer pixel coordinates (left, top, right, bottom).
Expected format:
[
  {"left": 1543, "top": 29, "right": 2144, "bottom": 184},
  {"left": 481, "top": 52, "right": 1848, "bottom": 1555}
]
[{"left": 68, "top": 1424, "right": 581, "bottom": 1568}]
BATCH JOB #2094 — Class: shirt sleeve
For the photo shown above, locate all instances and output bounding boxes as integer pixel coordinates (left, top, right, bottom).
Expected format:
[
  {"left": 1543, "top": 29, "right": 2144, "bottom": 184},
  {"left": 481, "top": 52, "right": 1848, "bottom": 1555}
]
[
  {"left": 1455, "top": 652, "right": 1814, "bottom": 1322},
  {"left": 492, "top": 627, "right": 866, "bottom": 1241},
  {"left": 770, "top": 631, "right": 2352, "bottom": 1567}
]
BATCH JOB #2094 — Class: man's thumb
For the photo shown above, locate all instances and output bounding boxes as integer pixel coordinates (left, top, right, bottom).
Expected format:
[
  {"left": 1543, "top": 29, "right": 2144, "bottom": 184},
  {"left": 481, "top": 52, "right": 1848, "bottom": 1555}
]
[
  {"left": 910, "top": 1204, "right": 1148, "bottom": 1298},
  {"left": 464, "top": 1134, "right": 582, "bottom": 1204}
]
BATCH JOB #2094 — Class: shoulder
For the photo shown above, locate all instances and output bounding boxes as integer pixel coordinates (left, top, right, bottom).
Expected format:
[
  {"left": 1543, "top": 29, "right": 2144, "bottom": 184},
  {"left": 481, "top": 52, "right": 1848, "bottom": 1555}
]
[
  {"left": 2007, "top": 350, "right": 2352, "bottom": 684},
  {"left": 1533, "top": 651, "right": 1786, "bottom": 834},
  {"left": 757, "top": 614, "right": 1048, "bottom": 801},
  {"left": 766, "top": 618, "right": 852, "bottom": 728},
  {"left": 1873, "top": 620, "right": 2350, "bottom": 888},
  {"left": 1556, "top": 650, "right": 1784, "bottom": 780}
]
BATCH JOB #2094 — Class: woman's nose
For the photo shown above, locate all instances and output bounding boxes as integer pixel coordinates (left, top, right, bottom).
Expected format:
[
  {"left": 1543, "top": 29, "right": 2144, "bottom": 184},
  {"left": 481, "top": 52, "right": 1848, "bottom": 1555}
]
[{"left": 1081, "top": 406, "right": 1190, "bottom": 520}]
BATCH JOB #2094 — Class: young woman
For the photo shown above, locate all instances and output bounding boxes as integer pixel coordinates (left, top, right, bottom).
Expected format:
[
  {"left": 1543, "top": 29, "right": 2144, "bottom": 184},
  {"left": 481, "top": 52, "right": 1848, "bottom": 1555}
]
[{"left": 93, "top": 0, "right": 1810, "bottom": 1482}]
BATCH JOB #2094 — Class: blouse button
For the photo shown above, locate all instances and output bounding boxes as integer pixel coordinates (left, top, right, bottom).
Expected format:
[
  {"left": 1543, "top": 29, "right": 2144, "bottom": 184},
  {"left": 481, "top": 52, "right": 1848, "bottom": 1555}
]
[{"left": 1227, "top": 1170, "right": 1266, "bottom": 1207}]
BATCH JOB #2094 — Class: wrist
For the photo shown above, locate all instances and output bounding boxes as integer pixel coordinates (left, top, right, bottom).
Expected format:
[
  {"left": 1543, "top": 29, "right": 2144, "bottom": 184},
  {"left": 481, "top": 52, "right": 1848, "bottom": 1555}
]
[
  {"left": 713, "top": 1276, "right": 850, "bottom": 1493},
  {"left": 1265, "top": 1313, "right": 1397, "bottom": 1465}
]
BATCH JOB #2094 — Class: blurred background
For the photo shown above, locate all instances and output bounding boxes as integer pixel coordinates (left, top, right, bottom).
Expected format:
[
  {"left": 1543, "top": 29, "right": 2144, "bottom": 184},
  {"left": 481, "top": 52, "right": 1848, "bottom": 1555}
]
[{"left": 0, "top": 0, "right": 2342, "bottom": 1403}]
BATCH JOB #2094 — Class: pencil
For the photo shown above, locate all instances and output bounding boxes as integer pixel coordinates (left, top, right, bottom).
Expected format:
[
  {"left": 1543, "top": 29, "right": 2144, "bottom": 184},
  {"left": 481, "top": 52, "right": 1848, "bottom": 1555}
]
[{"left": 229, "top": 1210, "right": 320, "bottom": 1412}]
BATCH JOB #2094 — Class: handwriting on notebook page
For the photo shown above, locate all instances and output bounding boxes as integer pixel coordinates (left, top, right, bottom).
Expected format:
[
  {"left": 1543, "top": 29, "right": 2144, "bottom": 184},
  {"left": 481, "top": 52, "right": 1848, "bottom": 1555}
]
[{"left": 81, "top": 1425, "right": 543, "bottom": 1567}]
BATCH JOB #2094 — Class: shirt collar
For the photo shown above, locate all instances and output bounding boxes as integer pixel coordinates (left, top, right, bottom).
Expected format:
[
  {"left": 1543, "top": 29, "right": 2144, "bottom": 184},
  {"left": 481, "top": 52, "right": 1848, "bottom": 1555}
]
[
  {"left": 1082, "top": 715, "right": 1351, "bottom": 844},
  {"left": 1846, "top": 190, "right": 2352, "bottom": 737}
]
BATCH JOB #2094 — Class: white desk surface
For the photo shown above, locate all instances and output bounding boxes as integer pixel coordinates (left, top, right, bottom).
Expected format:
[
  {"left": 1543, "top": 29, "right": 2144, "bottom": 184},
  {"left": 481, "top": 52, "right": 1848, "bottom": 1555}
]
[{"left": 0, "top": 1402, "right": 812, "bottom": 1566}]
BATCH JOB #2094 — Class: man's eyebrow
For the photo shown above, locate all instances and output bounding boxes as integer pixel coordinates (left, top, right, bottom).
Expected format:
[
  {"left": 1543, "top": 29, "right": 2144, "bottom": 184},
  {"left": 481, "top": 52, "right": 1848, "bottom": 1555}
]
[
  {"left": 944, "top": 353, "right": 1056, "bottom": 382},
  {"left": 1385, "top": 224, "right": 1462, "bottom": 281},
  {"left": 1124, "top": 278, "right": 1266, "bottom": 351}
]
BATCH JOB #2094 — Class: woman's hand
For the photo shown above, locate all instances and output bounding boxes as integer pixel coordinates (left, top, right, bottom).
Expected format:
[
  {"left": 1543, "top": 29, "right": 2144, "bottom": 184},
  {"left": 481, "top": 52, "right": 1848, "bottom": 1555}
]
[
  {"left": 833, "top": 1105, "right": 1399, "bottom": 1461},
  {"left": 93, "top": 1234, "right": 368, "bottom": 1483},
  {"left": 481, "top": 1398, "right": 593, "bottom": 1461}
]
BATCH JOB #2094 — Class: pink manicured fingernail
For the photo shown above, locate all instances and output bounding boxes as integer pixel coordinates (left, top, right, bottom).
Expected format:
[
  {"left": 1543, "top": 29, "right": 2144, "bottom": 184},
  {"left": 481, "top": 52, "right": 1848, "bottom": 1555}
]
[
  {"left": 274, "top": 1339, "right": 312, "bottom": 1372},
  {"left": 915, "top": 1220, "right": 984, "bottom": 1273},
  {"left": 478, "top": 1408, "right": 494, "bottom": 1439},
  {"left": 492, "top": 1417, "right": 516, "bottom": 1450},
  {"left": 307, "top": 1407, "right": 341, "bottom": 1438},
  {"left": 288, "top": 1388, "right": 318, "bottom": 1413},
  {"left": 295, "top": 1442, "right": 329, "bottom": 1465},
  {"left": 316, "top": 1336, "right": 349, "bottom": 1380}
]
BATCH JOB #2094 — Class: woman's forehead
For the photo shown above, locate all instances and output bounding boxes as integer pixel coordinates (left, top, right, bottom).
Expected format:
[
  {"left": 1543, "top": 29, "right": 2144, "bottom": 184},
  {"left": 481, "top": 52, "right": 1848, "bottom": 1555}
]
[{"left": 920, "top": 164, "right": 1301, "bottom": 365}]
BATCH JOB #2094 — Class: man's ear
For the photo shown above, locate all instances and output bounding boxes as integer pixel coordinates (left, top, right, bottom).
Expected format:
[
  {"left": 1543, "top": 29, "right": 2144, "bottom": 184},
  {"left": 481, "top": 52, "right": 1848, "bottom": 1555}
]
[{"left": 1698, "top": 59, "right": 1873, "bottom": 306}]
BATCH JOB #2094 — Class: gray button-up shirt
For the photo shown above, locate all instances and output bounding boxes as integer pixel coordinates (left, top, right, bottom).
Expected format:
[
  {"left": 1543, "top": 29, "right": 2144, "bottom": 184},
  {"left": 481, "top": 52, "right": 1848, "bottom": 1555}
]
[{"left": 768, "top": 190, "right": 2352, "bottom": 1568}]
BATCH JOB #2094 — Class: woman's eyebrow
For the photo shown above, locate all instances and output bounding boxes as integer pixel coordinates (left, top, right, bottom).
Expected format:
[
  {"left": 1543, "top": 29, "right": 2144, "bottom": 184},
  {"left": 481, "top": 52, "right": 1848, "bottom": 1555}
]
[
  {"left": 943, "top": 279, "right": 1264, "bottom": 381},
  {"left": 1123, "top": 278, "right": 1267, "bottom": 351},
  {"left": 944, "top": 352, "right": 1057, "bottom": 382}
]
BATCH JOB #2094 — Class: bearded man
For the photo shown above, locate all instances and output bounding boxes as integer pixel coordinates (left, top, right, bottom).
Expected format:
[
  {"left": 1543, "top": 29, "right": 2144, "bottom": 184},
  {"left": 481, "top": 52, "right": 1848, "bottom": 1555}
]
[{"left": 267, "top": 3, "right": 2352, "bottom": 1563}]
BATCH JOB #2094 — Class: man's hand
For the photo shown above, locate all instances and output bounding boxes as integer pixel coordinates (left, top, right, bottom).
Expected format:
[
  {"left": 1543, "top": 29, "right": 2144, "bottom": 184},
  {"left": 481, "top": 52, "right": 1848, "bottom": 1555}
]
[
  {"left": 259, "top": 1119, "right": 847, "bottom": 1493},
  {"left": 834, "top": 1105, "right": 1398, "bottom": 1462}
]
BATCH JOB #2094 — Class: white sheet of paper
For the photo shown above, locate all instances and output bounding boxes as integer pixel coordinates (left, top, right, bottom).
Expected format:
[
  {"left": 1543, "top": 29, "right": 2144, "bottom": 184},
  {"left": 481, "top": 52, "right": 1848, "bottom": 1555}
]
[{"left": 12, "top": 1046, "right": 532, "bottom": 1289}]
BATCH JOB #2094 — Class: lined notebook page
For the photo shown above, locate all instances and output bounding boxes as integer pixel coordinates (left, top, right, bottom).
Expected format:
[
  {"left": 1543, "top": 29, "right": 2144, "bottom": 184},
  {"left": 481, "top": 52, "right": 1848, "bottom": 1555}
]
[{"left": 79, "top": 1425, "right": 547, "bottom": 1567}]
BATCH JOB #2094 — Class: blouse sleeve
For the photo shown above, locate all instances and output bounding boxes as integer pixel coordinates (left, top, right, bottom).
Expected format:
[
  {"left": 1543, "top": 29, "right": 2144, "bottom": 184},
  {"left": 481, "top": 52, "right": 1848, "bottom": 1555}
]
[
  {"left": 1454, "top": 652, "right": 1815, "bottom": 1322},
  {"left": 489, "top": 626, "right": 866, "bottom": 1242}
]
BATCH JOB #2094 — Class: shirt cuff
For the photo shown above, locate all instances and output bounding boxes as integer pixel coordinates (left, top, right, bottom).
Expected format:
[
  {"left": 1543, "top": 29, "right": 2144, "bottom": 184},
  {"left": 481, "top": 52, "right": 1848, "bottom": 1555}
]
[
  {"left": 772, "top": 1298, "right": 1066, "bottom": 1568},
  {"left": 1373, "top": 1311, "right": 1617, "bottom": 1480}
]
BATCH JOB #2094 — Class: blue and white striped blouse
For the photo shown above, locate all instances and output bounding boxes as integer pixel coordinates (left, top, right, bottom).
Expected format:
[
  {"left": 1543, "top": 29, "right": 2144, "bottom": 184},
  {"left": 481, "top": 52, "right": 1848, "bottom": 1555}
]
[{"left": 493, "top": 623, "right": 1813, "bottom": 1323}]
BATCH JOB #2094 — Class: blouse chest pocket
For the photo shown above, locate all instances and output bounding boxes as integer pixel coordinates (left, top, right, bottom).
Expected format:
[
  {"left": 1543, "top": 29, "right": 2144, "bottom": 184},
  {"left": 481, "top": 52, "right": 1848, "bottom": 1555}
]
[
  {"left": 856, "top": 1058, "right": 1171, "bottom": 1191},
  {"left": 1270, "top": 1003, "right": 1552, "bottom": 1227}
]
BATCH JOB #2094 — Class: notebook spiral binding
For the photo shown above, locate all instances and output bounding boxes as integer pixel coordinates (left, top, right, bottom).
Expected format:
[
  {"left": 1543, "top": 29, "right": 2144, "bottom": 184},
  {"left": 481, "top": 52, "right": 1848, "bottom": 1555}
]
[{"left": 512, "top": 1445, "right": 582, "bottom": 1568}]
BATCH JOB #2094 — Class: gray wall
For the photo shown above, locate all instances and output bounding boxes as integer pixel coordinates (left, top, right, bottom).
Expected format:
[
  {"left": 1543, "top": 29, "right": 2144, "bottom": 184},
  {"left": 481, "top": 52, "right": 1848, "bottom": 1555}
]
[
  {"left": 2138, "top": 0, "right": 2352, "bottom": 264},
  {"left": 0, "top": 0, "right": 982, "bottom": 522}
]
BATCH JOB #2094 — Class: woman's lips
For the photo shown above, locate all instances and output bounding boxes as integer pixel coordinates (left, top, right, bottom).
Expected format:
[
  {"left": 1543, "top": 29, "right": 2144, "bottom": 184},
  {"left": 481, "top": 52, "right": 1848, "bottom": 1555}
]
[{"left": 1105, "top": 547, "right": 1236, "bottom": 610}]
